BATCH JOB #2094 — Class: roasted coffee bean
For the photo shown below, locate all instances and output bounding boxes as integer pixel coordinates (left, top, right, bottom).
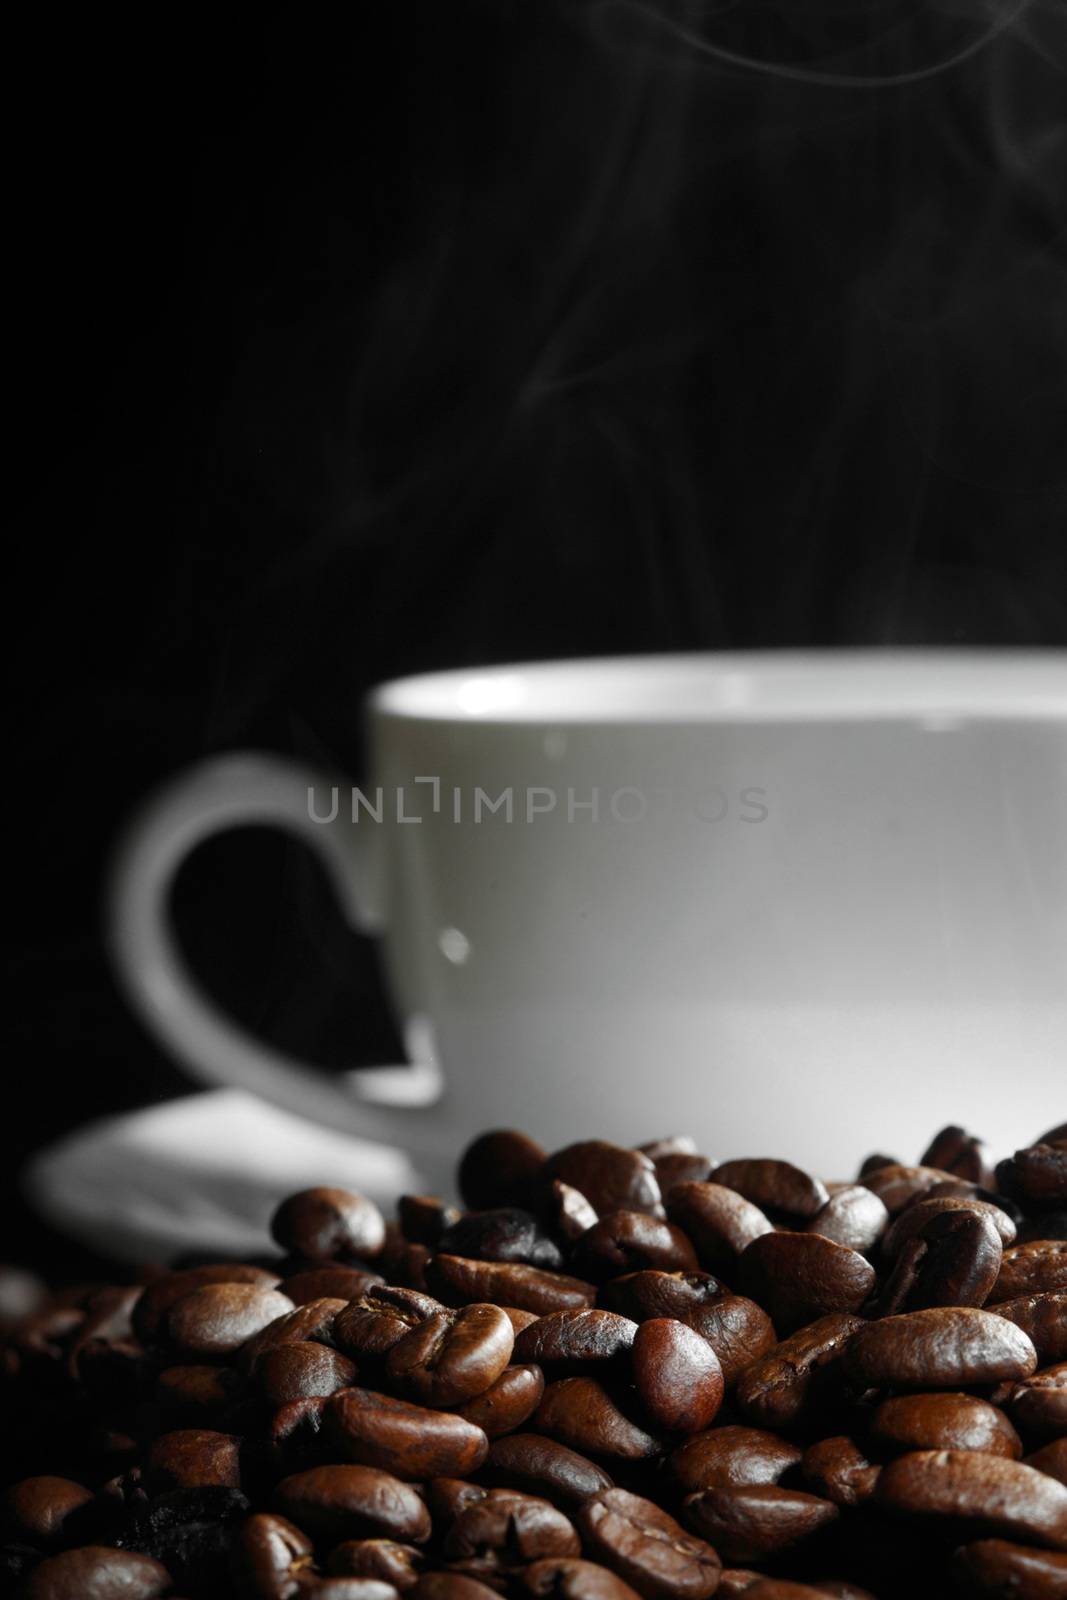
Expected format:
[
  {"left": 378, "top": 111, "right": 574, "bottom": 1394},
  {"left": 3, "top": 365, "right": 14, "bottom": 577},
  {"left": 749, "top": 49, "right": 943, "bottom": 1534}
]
[
  {"left": 534, "top": 1378, "right": 663, "bottom": 1461},
  {"left": 668, "top": 1184, "right": 777, "bottom": 1267},
  {"left": 22, "top": 1546, "right": 172, "bottom": 1598},
  {"left": 872, "top": 1209, "right": 1004, "bottom": 1314},
  {"left": 386, "top": 1305, "right": 514, "bottom": 1407},
  {"left": 520, "top": 1556, "right": 643, "bottom": 1600},
  {"left": 458, "top": 1132, "right": 548, "bottom": 1212},
  {"left": 715, "top": 1573, "right": 763, "bottom": 1598},
  {"left": 133, "top": 1264, "right": 282, "bottom": 1344},
  {"left": 413, "top": 1574, "right": 502, "bottom": 1600},
  {"left": 711, "top": 1161, "right": 829, "bottom": 1221},
  {"left": 454, "top": 1364, "right": 545, "bottom": 1438},
  {"left": 426, "top": 1479, "right": 488, "bottom": 1524},
  {"left": 1026, "top": 1438, "right": 1067, "bottom": 1487},
  {"left": 924, "top": 1180, "right": 1024, "bottom": 1225},
  {"left": 145, "top": 1429, "right": 242, "bottom": 1493},
  {"left": 870, "top": 1393, "right": 1022, "bottom": 1458},
  {"left": 156, "top": 1364, "right": 248, "bottom": 1418},
  {"left": 631, "top": 1320, "right": 723, "bottom": 1434},
  {"left": 858, "top": 1165, "right": 956, "bottom": 1216},
  {"left": 843, "top": 1307, "right": 1038, "bottom": 1390},
  {"left": 799, "top": 1438, "right": 879, "bottom": 1507},
  {"left": 653, "top": 1155, "right": 716, "bottom": 1196},
  {"left": 682, "top": 1485, "right": 838, "bottom": 1563},
  {"left": 1005, "top": 1363, "right": 1067, "bottom": 1443},
  {"left": 268, "top": 1397, "right": 331, "bottom": 1474},
  {"left": 736, "top": 1316, "right": 865, "bottom": 1430},
  {"left": 543, "top": 1144, "right": 663, "bottom": 1219},
  {"left": 437, "top": 1210, "right": 563, "bottom": 1271},
  {"left": 326, "top": 1388, "right": 489, "bottom": 1480},
  {"left": 950, "top": 1538, "right": 1067, "bottom": 1599},
  {"left": 543, "top": 1182, "right": 600, "bottom": 1244},
  {"left": 920, "top": 1126, "right": 987, "bottom": 1182},
  {"left": 255, "top": 1341, "right": 358, "bottom": 1405},
  {"left": 283, "top": 1267, "right": 386, "bottom": 1306},
  {"left": 398, "top": 1197, "right": 463, "bottom": 1247},
  {"left": 990, "top": 1240, "right": 1067, "bottom": 1303},
  {"left": 167, "top": 1284, "right": 296, "bottom": 1359},
  {"left": 875, "top": 1450, "right": 1067, "bottom": 1550},
  {"left": 327, "top": 1540, "right": 424, "bottom": 1591},
  {"left": 500, "top": 1307, "right": 542, "bottom": 1335},
  {"left": 443, "top": 1490, "right": 580, "bottom": 1564},
  {"left": 378, "top": 1229, "right": 434, "bottom": 1294},
  {"left": 275, "top": 1465, "right": 432, "bottom": 1544},
  {"left": 670, "top": 1426, "right": 803, "bottom": 1493},
  {"left": 804, "top": 1187, "right": 888, "bottom": 1253},
  {"left": 996, "top": 1146, "right": 1067, "bottom": 1210},
  {"left": 571, "top": 1214, "right": 698, "bottom": 1284},
  {"left": 597, "top": 1273, "right": 776, "bottom": 1389},
  {"left": 513, "top": 1310, "right": 638, "bottom": 1371},
  {"left": 333, "top": 1292, "right": 442, "bottom": 1365},
  {"left": 271, "top": 1188, "right": 387, "bottom": 1262},
  {"left": 989, "top": 1291, "right": 1067, "bottom": 1364},
  {"left": 297, "top": 1577, "right": 399, "bottom": 1598},
  {"left": 737, "top": 1233, "right": 875, "bottom": 1331},
  {"left": 883, "top": 1196, "right": 1016, "bottom": 1256},
  {"left": 242, "top": 1299, "right": 352, "bottom": 1371},
  {"left": 577, "top": 1488, "right": 721, "bottom": 1600},
  {"left": 231, "top": 1510, "right": 314, "bottom": 1595},
  {"left": 486, "top": 1434, "right": 614, "bottom": 1507},
  {"left": 741, "top": 1586, "right": 876, "bottom": 1600},
  {"left": 426, "top": 1257, "right": 596, "bottom": 1316},
  {"left": 2, "top": 1476, "right": 93, "bottom": 1546}
]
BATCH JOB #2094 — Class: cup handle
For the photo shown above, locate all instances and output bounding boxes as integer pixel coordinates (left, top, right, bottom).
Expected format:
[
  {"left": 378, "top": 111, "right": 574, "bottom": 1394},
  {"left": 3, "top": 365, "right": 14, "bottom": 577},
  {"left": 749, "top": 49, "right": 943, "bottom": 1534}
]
[{"left": 106, "top": 752, "right": 444, "bottom": 1152}]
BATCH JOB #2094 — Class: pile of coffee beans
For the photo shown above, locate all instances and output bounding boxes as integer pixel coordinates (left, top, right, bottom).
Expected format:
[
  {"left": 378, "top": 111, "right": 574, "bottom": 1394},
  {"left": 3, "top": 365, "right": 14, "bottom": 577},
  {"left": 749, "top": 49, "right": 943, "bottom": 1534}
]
[{"left": 2, "top": 1123, "right": 1065, "bottom": 1599}]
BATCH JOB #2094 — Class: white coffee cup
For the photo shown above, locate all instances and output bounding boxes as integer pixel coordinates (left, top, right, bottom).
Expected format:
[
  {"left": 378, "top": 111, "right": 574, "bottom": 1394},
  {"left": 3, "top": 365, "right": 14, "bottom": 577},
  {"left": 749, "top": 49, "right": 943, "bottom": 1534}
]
[{"left": 108, "top": 650, "right": 1067, "bottom": 1186}]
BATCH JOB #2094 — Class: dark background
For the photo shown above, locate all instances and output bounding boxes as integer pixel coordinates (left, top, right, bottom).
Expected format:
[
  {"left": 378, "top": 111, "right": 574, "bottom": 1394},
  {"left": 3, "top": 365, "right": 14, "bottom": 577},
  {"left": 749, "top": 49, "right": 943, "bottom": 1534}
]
[{"left": 8, "top": 1, "right": 1066, "bottom": 1271}]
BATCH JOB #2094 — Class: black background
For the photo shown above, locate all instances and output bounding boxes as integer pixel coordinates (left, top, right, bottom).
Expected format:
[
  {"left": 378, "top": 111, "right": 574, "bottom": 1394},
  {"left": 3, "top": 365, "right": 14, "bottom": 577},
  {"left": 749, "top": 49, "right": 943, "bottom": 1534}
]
[{"left": 8, "top": 2, "right": 1066, "bottom": 1271}]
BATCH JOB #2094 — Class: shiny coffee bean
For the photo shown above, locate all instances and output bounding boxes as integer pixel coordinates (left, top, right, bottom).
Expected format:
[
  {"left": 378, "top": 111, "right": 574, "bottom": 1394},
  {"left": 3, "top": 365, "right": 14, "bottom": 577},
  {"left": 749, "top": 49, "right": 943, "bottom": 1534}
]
[
  {"left": 870, "top": 1393, "right": 1021, "bottom": 1458},
  {"left": 133, "top": 1264, "right": 282, "bottom": 1344},
  {"left": 166, "top": 1283, "right": 296, "bottom": 1359},
  {"left": 844, "top": 1307, "right": 1038, "bottom": 1390},
  {"left": 443, "top": 1490, "right": 580, "bottom": 1564},
  {"left": 950, "top": 1538, "right": 1067, "bottom": 1599},
  {"left": 653, "top": 1154, "right": 716, "bottom": 1196},
  {"left": 990, "top": 1240, "right": 1067, "bottom": 1303},
  {"left": 156, "top": 1364, "right": 247, "bottom": 1419},
  {"left": 662, "top": 1190, "right": 771, "bottom": 1273},
  {"left": 271, "top": 1188, "right": 387, "bottom": 1262},
  {"left": 333, "top": 1291, "right": 443, "bottom": 1365},
  {"left": 670, "top": 1426, "right": 802, "bottom": 1493},
  {"left": 543, "top": 1143, "right": 663, "bottom": 1219},
  {"left": 799, "top": 1438, "right": 879, "bottom": 1507},
  {"left": 327, "top": 1540, "right": 424, "bottom": 1591},
  {"left": 597, "top": 1273, "right": 776, "bottom": 1389},
  {"left": 920, "top": 1126, "right": 987, "bottom": 1183},
  {"left": 231, "top": 1511, "right": 313, "bottom": 1595},
  {"left": 858, "top": 1165, "right": 957, "bottom": 1216},
  {"left": 145, "top": 1429, "right": 242, "bottom": 1493},
  {"left": 413, "top": 1574, "right": 502, "bottom": 1600},
  {"left": 737, "top": 1233, "right": 875, "bottom": 1331},
  {"left": 23, "top": 1546, "right": 172, "bottom": 1599},
  {"left": 631, "top": 1320, "right": 723, "bottom": 1434},
  {"left": 283, "top": 1267, "right": 386, "bottom": 1306},
  {"left": 437, "top": 1210, "right": 563, "bottom": 1271},
  {"left": 426, "top": 1479, "right": 488, "bottom": 1524},
  {"left": 989, "top": 1291, "right": 1067, "bottom": 1364},
  {"left": 571, "top": 1214, "right": 698, "bottom": 1283},
  {"left": 520, "top": 1556, "right": 643, "bottom": 1600},
  {"left": 534, "top": 1378, "right": 663, "bottom": 1461},
  {"left": 268, "top": 1397, "right": 331, "bottom": 1474},
  {"left": 386, "top": 1305, "right": 514, "bottom": 1407},
  {"left": 513, "top": 1310, "right": 638, "bottom": 1371},
  {"left": 454, "top": 1364, "right": 545, "bottom": 1438},
  {"left": 924, "top": 1181, "right": 1023, "bottom": 1225},
  {"left": 804, "top": 1187, "right": 888, "bottom": 1253},
  {"left": 426, "top": 1257, "right": 596, "bottom": 1316},
  {"left": 682, "top": 1485, "right": 839, "bottom": 1563},
  {"left": 458, "top": 1131, "right": 548, "bottom": 1212},
  {"left": 1026, "top": 1437, "right": 1067, "bottom": 1488},
  {"left": 711, "top": 1160, "right": 829, "bottom": 1221},
  {"left": 486, "top": 1434, "right": 614, "bottom": 1507},
  {"left": 2, "top": 1477, "right": 93, "bottom": 1546},
  {"left": 883, "top": 1197, "right": 1016, "bottom": 1256},
  {"left": 543, "top": 1182, "right": 600, "bottom": 1244},
  {"left": 255, "top": 1341, "right": 357, "bottom": 1405},
  {"left": 274, "top": 1465, "right": 432, "bottom": 1543},
  {"left": 326, "top": 1388, "right": 489, "bottom": 1480},
  {"left": 736, "top": 1316, "right": 865, "bottom": 1430},
  {"left": 875, "top": 1450, "right": 1067, "bottom": 1550},
  {"left": 577, "top": 1487, "right": 721, "bottom": 1600},
  {"left": 1005, "top": 1363, "right": 1067, "bottom": 1443},
  {"left": 872, "top": 1209, "right": 1004, "bottom": 1315},
  {"left": 398, "top": 1197, "right": 463, "bottom": 1247},
  {"left": 242, "top": 1299, "right": 352, "bottom": 1371}
]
